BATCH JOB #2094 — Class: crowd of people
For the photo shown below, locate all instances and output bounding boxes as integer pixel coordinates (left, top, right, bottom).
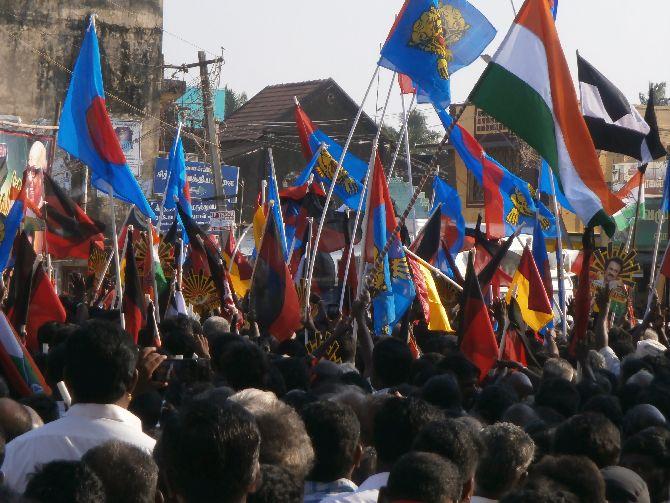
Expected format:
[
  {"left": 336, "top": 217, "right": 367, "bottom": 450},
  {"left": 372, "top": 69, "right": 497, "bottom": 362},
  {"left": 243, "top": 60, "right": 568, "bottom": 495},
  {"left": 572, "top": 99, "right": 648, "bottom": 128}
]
[{"left": 0, "top": 277, "right": 669, "bottom": 503}]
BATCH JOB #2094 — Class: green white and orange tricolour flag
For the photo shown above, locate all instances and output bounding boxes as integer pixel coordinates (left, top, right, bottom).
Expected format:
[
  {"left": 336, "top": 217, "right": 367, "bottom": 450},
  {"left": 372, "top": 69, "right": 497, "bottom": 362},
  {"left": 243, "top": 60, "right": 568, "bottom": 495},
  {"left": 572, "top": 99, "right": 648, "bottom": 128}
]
[
  {"left": 0, "top": 311, "right": 50, "bottom": 397},
  {"left": 470, "top": 0, "right": 624, "bottom": 236},
  {"left": 613, "top": 171, "right": 644, "bottom": 231}
]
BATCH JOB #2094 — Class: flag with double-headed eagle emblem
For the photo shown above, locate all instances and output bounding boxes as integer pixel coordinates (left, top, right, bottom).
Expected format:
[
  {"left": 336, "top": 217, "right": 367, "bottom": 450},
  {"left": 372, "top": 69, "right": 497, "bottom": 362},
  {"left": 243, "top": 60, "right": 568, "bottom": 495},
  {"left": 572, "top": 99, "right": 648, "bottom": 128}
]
[
  {"left": 365, "top": 155, "right": 416, "bottom": 335},
  {"left": 379, "top": 0, "right": 496, "bottom": 109}
]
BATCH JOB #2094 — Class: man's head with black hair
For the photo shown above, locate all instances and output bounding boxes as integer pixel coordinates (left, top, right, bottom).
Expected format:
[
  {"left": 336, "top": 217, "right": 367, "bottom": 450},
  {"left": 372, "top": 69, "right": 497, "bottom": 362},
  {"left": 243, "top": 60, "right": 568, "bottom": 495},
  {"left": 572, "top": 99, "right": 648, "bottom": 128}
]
[
  {"left": 473, "top": 385, "right": 518, "bottom": 424},
  {"left": 499, "top": 488, "right": 580, "bottom": 503},
  {"left": 247, "top": 464, "right": 304, "bottom": 503},
  {"left": 155, "top": 399, "right": 260, "bottom": 503},
  {"left": 160, "top": 314, "right": 202, "bottom": 357},
  {"left": 371, "top": 338, "right": 413, "bottom": 389},
  {"left": 525, "top": 455, "right": 606, "bottom": 503},
  {"left": 437, "top": 352, "right": 480, "bottom": 408},
  {"left": 373, "top": 397, "right": 443, "bottom": 470},
  {"left": 219, "top": 341, "right": 270, "bottom": 391},
  {"left": 553, "top": 412, "right": 621, "bottom": 468},
  {"left": 19, "top": 393, "right": 59, "bottom": 424},
  {"left": 64, "top": 320, "right": 138, "bottom": 404},
  {"left": 301, "top": 400, "right": 361, "bottom": 483},
  {"left": 420, "top": 374, "right": 462, "bottom": 412},
  {"left": 272, "top": 357, "right": 310, "bottom": 392},
  {"left": 502, "top": 403, "right": 540, "bottom": 428},
  {"left": 0, "top": 398, "right": 33, "bottom": 442},
  {"left": 621, "top": 426, "right": 670, "bottom": 503},
  {"left": 412, "top": 418, "right": 480, "bottom": 501},
  {"left": 23, "top": 460, "right": 106, "bottom": 503},
  {"left": 379, "top": 452, "right": 462, "bottom": 503},
  {"left": 82, "top": 441, "right": 158, "bottom": 503},
  {"left": 543, "top": 358, "right": 575, "bottom": 382},
  {"left": 535, "top": 378, "right": 580, "bottom": 418},
  {"left": 582, "top": 394, "right": 623, "bottom": 427}
]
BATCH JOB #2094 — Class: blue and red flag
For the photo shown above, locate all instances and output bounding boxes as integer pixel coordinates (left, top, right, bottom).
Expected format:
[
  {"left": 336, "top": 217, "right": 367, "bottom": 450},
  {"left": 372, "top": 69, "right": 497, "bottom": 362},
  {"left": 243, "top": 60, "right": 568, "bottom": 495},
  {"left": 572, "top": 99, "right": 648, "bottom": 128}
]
[
  {"left": 295, "top": 105, "right": 366, "bottom": 209},
  {"left": 0, "top": 181, "right": 26, "bottom": 272},
  {"left": 532, "top": 218, "right": 553, "bottom": 303},
  {"left": 365, "top": 156, "right": 416, "bottom": 335},
  {"left": 266, "top": 152, "right": 289, "bottom": 261},
  {"left": 436, "top": 108, "right": 556, "bottom": 240},
  {"left": 58, "top": 17, "right": 154, "bottom": 218},
  {"left": 164, "top": 135, "right": 192, "bottom": 215},
  {"left": 380, "top": 0, "right": 496, "bottom": 110},
  {"left": 431, "top": 176, "right": 465, "bottom": 254}
]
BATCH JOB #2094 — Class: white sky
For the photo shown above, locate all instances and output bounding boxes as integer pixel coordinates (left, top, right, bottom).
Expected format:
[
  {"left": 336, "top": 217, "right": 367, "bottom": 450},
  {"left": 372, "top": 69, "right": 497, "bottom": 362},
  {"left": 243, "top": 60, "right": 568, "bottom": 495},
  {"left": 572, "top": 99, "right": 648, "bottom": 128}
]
[{"left": 162, "top": 0, "right": 670, "bottom": 130}]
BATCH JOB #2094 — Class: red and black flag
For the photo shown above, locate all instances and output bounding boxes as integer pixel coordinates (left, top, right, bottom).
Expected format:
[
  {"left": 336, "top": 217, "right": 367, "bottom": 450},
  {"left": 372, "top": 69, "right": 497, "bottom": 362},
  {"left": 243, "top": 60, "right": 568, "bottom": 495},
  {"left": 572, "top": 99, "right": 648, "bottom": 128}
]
[
  {"left": 6, "top": 232, "right": 37, "bottom": 334},
  {"left": 122, "top": 230, "right": 146, "bottom": 343},
  {"left": 25, "top": 262, "right": 67, "bottom": 354},
  {"left": 570, "top": 228, "right": 595, "bottom": 356},
  {"left": 44, "top": 174, "right": 104, "bottom": 260},
  {"left": 411, "top": 205, "right": 442, "bottom": 262},
  {"left": 458, "top": 251, "right": 499, "bottom": 382},
  {"left": 471, "top": 216, "right": 515, "bottom": 294},
  {"left": 249, "top": 209, "right": 301, "bottom": 342}
]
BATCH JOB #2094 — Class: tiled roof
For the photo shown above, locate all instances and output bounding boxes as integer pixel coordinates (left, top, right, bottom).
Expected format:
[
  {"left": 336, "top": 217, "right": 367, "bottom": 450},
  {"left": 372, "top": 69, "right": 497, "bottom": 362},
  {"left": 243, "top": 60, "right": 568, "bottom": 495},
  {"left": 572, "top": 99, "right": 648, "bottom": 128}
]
[{"left": 220, "top": 79, "right": 329, "bottom": 141}]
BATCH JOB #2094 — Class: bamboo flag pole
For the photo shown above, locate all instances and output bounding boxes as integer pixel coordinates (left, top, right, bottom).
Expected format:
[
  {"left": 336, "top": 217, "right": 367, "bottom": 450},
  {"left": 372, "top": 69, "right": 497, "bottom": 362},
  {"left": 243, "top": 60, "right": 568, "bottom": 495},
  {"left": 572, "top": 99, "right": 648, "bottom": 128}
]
[
  {"left": 388, "top": 92, "right": 417, "bottom": 179},
  {"left": 403, "top": 246, "right": 463, "bottom": 291},
  {"left": 157, "top": 122, "right": 183, "bottom": 232},
  {"left": 109, "top": 188, "right": 124, "bottom": 329},
  {"left": 304, "top": 66, "right": 381, "bottom": 294}
]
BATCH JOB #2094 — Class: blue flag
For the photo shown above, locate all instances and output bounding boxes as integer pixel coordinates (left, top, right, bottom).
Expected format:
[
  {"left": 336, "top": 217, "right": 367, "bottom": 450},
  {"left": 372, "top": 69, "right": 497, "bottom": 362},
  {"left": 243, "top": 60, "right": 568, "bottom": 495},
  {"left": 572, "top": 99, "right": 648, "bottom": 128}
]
[
  {"left": 380, "top": 0, "right": 496, "bottom": 109},
  {"left": 267, "top": 154, "right": 289, "bottom": 261},
  {"left": 295, "top": 143, "right": 366, "bottom": 210},
  {"left": 164, "top": 136, "right": 192, "bottom": 215},
  {"left": 0, "top": 198, "right": 24, "bottom": 272},
  {"left": 662, "top": 159, "right": 670, "bottom": 213},
  {"left": 431, "top": 176, "right": 465, "bottom": 254},
  {"left": 57, "top": 18, "right": 154, "bottom": 218}
]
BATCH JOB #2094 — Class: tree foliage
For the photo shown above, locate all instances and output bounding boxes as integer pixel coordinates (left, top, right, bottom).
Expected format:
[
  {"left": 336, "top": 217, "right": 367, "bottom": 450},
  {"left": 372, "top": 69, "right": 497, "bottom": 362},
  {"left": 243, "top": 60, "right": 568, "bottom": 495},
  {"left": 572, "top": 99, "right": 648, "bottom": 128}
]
[
  {"left": 224, "top": 87, "right": 248, "bottom": 119},
  {"left": 639, "top": 82, "right": 669, "bottom": 105},
  {"left": 383, "top": 108, "right": 440, "bottom": 155}
]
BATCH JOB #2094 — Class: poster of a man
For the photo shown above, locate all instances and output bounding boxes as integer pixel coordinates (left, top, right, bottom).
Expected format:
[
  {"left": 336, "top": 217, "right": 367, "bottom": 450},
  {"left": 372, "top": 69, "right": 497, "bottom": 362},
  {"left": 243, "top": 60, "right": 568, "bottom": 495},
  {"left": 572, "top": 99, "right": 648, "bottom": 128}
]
[{"left": 590, "top": 243, "right": 640, "bottom": 316}]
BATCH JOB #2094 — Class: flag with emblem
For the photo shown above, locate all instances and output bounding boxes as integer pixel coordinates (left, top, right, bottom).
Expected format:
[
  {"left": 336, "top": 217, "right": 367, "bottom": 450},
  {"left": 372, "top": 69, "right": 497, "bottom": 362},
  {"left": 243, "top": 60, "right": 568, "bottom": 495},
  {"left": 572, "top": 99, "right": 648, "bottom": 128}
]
[
  {"left": 379, "top": 0, "right": 496, "bottom": 109},
  {"left": 365, "top": 154, "right": 416, "bottom": 335},
  {"left": 57, "top": 17, "right": 154, "bottom": 218},
  {"left": 469, "top": 0, "right": 623, "bottom": 236},
  {"left": 436, "top": 107, "right": 555, "bottom": 239}
]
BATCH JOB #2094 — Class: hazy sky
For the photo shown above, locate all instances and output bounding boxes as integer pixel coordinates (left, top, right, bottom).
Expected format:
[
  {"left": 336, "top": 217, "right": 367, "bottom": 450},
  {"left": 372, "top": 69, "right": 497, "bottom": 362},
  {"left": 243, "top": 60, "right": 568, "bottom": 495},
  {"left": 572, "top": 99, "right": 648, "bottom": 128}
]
[{"left": 162, "top": 0, "right": 670, "bottom": 130}]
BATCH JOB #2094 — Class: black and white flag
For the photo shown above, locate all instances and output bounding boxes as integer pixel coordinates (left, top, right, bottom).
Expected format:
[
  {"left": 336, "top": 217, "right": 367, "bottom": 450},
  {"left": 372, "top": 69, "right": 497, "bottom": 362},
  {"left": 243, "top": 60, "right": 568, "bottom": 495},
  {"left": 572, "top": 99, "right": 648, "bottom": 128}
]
[{"left": 578, "top": 54, "right": 665, "bottom": 164}]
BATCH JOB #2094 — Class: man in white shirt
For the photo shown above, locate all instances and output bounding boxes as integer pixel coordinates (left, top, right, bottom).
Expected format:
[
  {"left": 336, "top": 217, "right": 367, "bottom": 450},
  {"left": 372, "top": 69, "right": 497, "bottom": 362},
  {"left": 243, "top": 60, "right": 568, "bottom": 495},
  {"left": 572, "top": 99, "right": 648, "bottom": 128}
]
[{"left": 1, "top": 319, "right": 163, "bottom": 492}]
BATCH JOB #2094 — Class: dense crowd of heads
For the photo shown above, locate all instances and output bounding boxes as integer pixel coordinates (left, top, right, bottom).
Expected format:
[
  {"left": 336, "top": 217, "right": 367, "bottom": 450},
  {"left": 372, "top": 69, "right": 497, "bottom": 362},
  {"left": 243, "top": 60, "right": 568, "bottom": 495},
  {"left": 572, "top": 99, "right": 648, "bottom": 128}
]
[{"left": 0, "top": 287, "right": 669, "bottom": 503}]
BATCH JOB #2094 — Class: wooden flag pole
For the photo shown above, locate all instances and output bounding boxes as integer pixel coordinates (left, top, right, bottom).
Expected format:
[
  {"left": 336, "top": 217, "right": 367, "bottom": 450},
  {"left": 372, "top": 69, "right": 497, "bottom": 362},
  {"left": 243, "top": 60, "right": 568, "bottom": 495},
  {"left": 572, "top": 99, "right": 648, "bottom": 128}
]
[
  {"left": 109, "top": 188, "right": 124, "bottom": 329},
  {"left": 306, "top": 67, "right": 381, "bottom": 295},
  {"left": 388, "top": 92, "right": 417, "bottom": 179}
]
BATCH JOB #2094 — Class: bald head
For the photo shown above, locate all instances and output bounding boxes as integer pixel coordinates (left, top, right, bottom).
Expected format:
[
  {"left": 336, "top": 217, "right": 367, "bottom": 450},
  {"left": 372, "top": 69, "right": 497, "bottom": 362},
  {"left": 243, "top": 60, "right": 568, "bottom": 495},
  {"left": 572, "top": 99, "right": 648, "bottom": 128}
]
[{"left": 0, "top": 398, "right": 33, "bottom": 442}]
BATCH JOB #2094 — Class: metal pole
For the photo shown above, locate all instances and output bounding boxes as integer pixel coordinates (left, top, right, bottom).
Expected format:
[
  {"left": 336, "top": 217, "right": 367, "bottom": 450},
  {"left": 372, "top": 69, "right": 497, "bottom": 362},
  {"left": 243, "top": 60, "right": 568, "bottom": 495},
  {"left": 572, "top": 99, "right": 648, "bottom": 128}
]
[
  {"left": 388, "top": 92, "right": 416, "bottom": 179},
  {"left": 400, "top": 92, "right": 417, "bottom": 239},
  {"left": 646, "top": 211, "right": 666, "bottom": 315},
  {"left": 627, "top": 170, "right": 645, "bottom": 253},
  {"left": 548, "top": 168, "right": 566, "bottom": 340},
  {"left": 403, "top": 246, "right": 463, "bottom": 291},
  {"left": 305, "top": 67, "right": 380, "bottom": 293},
  {"left": 108, "top": 188, "right": 124, "bottom": 329}
]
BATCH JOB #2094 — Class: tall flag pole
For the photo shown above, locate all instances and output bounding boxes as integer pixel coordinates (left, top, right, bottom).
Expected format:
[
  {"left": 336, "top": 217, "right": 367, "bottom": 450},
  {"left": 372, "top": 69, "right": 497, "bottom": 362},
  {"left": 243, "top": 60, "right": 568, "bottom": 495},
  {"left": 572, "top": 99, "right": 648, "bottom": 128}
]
[
  {"left": 387, "top": 74, "right": 416, "bottom": 179},
  {"left": 304, "top": 66, "right": 381, "bottom": 301},
  {"left": 400, "top": 88, "right": 418, "bottom": 239}
]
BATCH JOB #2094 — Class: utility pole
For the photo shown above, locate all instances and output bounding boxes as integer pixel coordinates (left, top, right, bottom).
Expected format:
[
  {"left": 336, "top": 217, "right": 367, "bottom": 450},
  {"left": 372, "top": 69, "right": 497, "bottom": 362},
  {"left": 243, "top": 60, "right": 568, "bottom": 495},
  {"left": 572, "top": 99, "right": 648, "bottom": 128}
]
[{"left": 197, "top": 51, "right": 225, "bottom": 221}]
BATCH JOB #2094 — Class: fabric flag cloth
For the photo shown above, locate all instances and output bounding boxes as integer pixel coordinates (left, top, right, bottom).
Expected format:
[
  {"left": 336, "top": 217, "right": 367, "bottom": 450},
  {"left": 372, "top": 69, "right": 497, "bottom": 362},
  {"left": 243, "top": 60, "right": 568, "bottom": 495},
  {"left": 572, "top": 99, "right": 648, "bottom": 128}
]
[
  {"left": 0, "top": 311, "right": 49, "bottom": 397},
  {"left": 57, "top": 18, "right": 154, "bottom": 218},
  {"left": 122, "top": 230, "right": 146, "bottom": 343},
  {"left": 364, "top": 155, "right": 416, "bottom": 335},
  {"left": 408, "top": 255, "right": 452, "bottom": 332},
  {"left": 532, "top": 217, "right": 553, "bottom": 302},
  {"left": 252, "top": 202, "right": 266, "bottom": 251},
  {"left": 470, "top": 219, "right": 514, "bottom": 294},
  {"left": 6, "top": 232, "right": 37, "bottom": 333},
  {"left": 294, "top": 105, "right": 367, "bottom": 209},
  {"left": 577, "top": 54, "right": 656, "bottom": 163},
  {"left": 165, "top": 289, "right": 188, "bottom": 319},
  {"left": 164, "top": 135, "right": 192, "bottom": 213},
  {"left": 44, "top": 174, "right": 104, "bottom": 259},
  {"left": 458, "top": 252, "right": 499, "bottom": 381},
  {"left": 436, "top": 108, "right": 556, "bottom": 239},
  {"left": 431, "top": 176, "right": 465, "bottom": 253},
  {"left": 570, "top": 228, "right": 595, "bottom": 355},
  {"left": 223, "top": 230, "right": 252, "bottom": 299},
  {"left": 266, "top": 153, "right": 289, "bottom": 261},
  {"left": 249, "top": 208, "right": 302, "bottom": 342},
  {"left": 613, "top": 171, "right": 645, "bottom": 231},
  {"left": 641, "top": 86, "right": 668, "bottom": 164},
  {"left": 144, "top": 225, "right": 168, "bottom": 299},
  {"left": 538, "top": 159, "right": 574, "bottom": 213},
  {"left": 500, "top": 327, "right": 528, "bottom": 367},
  {"left": 661, "top": 159, "right": 670, "bottom": 214},
  {"left": 0, "top": 179, "right": 27, "bottom": 272},
  {"left": 25, "top": 262, "right": 67, "bottom": 355},
  {"left": 379, "top": 0, "right": 496, "bottom": 109},
  {"left": 398, "top": 73, "right": 416, "bottom": 95},
  {"left": 470, "top": 0, "right": 624, "bottom": 236},
  {"left": 411, "top": 205, "right": 443, "bottom": 263},
  {"left": 506, "top": 247, "right": 553, "bottom": 332}
]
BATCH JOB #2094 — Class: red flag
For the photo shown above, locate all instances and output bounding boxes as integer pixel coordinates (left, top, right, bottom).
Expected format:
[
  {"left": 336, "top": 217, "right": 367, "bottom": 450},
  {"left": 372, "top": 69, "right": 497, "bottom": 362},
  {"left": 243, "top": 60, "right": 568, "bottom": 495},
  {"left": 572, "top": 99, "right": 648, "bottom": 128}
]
[
  {"left": 458, "top": 252, "right": 499, "bottom": 381},
  {"left": 501, "top": 328, "right": 528, "bottom": 367},
  {"left": 223, "top": 230, "right": 253, "bottom": 299},
  {"left": 398, "top": 73, "right": 416, "bottom": 95},
  {"left": 570, "top": 229, "right": 595, "bottom": 356},
  {"left": 6, "top": 232, "right": 37, "bottom": 333},
  {"left": 295, "top": 103, "right": 317, "bottom": 160},
  {"left": 249, "top": 211, "right": 301, "bottom": 341},
  {"left": 25, "top": 263, "right": 66, "bottom": 354},
  {"left": 122, "top": 231, "right": 146, "bottom": 343}
]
